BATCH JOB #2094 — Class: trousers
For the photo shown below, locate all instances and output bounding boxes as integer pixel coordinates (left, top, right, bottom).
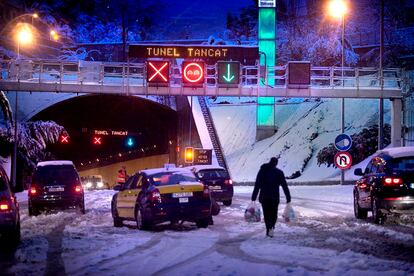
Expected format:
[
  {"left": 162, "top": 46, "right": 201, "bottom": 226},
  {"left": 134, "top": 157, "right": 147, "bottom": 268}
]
[{"left": 261, "top": 200, "right": 279, "bottom": 230}]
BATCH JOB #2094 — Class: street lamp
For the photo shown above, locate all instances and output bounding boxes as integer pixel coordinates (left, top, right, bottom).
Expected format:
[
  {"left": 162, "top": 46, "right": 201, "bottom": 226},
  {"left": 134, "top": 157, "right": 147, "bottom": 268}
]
[
  {"left": 15, "top": 23, "right": 33, "bottom": 59},
  {"left": 328, "top": 0, "right": 348, "bottom": 185},
  {"left": 50, "top": 29, "right": 59, "bottom": 41},
  {"left": 31, "top": 13, "right": 38, "bottom": 25}
]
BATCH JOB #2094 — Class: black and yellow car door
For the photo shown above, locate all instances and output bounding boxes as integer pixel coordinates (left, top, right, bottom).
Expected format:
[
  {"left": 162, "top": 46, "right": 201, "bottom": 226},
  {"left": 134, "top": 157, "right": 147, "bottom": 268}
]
[{"left": 117, "top": 175, "right": 141, "bottom": 219}]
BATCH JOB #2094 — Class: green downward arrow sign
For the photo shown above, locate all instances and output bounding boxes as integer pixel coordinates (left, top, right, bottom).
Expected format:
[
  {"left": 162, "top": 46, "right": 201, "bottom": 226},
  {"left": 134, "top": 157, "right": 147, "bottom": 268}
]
[{"left": 222, "top": 64, "right": 235, "bottom": 82}]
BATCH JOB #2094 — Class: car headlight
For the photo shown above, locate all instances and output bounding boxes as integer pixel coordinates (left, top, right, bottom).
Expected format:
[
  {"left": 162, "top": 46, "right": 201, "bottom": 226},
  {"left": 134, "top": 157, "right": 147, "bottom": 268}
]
[
  {"left": 86, "top": 182, "right": 92, "bottom": 188},
  {"left": 97, "top": 182, "right": 104, "bottom": 188}
]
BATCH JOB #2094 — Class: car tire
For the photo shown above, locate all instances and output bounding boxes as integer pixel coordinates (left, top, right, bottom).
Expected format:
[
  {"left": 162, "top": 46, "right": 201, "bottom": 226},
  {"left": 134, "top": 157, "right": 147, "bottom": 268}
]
[
  {"left": 222, "top": 200, "right": 232, "bottom": 206},
  {"left": 79, "top": 202, "right": 86, "bottom": 215},
  {"left": 196, "top": 218, "right": 209, "bottom": 228},
  {"left": 111, "top": 200, "right": 123, "bottom": 228},
  {"left": 135, "top": 207, "right": 150, "bottom": 230},
  {"left": 2, "top": 222, "right": 20, "bottom": 248},
  {"left": 353, "top": 193, "right": 367, "bottom": 219},
  {"left": 372, "top": 198, "right": 385, "bottom": 225},
  {"left": 29, "top": 204, "right": 40, "bottom": 216}
]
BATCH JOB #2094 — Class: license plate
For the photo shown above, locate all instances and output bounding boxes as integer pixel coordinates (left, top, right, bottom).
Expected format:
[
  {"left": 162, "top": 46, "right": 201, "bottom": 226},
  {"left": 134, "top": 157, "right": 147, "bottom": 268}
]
[
  {"left": 172, "top": 192, "right": 193, "bottom": 198},
  {"left": 209, "top": 185, "right": 222, "bottom": 190},
  {"left": 49, "top": 187, "right": 64, "bottom": 192},
  {"left": 179, "top": 197, "right": 189, "bottom": 203}
]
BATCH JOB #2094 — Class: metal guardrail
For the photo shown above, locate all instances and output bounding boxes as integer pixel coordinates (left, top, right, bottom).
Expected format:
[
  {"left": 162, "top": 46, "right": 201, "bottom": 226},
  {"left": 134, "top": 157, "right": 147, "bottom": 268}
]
[{"left": 0, "top": 59, "right": 405, "bottom": 99}]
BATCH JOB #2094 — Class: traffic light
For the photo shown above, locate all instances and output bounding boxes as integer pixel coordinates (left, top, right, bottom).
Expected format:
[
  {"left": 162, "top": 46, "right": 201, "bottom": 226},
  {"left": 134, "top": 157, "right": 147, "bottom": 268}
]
[
  {"left": 125, "top": 137, "right": 135, "bottom": 148},
  {"left": 182, "top": 62, "right": 204, "bottom": 87},
  {"left": 93, "top": 136, "right": 102, "bottom": 145},
  {"left": 59, "top": 134, "right": 69, "bottom": 144},
  {"left": 146, "top": 61, "right": 170, "bottom": 86},
  {"left": 217, "top": 61, "right": 240, "bottom": 87},
  {"left": 184, "top": 147, "right": 194, "bottom": 163}
]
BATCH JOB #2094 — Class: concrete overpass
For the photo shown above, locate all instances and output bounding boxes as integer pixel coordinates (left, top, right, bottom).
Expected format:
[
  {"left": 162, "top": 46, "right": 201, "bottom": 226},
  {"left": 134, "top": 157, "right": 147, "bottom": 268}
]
[{"left": 0, "top": 58, "right": 409, "bottom": 147}]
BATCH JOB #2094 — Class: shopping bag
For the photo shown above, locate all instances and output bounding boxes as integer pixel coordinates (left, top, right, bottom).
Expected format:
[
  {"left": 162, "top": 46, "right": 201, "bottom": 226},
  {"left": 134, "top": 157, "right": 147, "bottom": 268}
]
[
  {"left": 244, "top": 201, "right": 261, "bottom": 222},
  {"left": 282, "top": 203, "right": 296, "bottom": 223}
]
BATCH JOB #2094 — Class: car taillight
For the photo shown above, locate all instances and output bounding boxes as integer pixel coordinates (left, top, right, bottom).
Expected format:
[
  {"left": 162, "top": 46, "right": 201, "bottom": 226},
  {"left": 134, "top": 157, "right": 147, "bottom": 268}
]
[
  {"left": 203, "top": 186, "right": 210, "bottom": 198},
  {"left": 150, "top": 189, "right": 162, "bottom": 203},
  {"left": 29, "top": 186, "right": 37, "bottom": 196},
  {"left": 0, "top": 202, "right": 9, "bottom": 211},
  {"left": 224, "top": 179, "right": 233, "bottom": 185},
  {"left": 75, "top": 185, "right": 83, "bottom": 193},
  {"left": 383, "top": 177, "right": 403, "bottom": 187}
]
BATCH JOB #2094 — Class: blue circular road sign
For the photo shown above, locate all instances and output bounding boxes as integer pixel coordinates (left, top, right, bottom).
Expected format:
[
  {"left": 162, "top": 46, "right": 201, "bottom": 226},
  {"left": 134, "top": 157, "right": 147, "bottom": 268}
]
[{"left": 334, "top": 133, "right": 353, "bottom": 151}]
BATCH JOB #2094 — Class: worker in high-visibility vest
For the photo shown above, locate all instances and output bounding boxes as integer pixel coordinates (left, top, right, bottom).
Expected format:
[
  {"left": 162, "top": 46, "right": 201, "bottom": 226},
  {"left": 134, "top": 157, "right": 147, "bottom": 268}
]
[{"left": 117, "top": 166, "right": 127, "bottom": 185}]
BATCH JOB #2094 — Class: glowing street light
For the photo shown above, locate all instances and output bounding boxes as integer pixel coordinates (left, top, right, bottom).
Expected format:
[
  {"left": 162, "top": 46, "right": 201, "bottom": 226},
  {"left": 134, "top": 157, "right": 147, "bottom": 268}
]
[
  {"left": 50, "top": 29, "right": 58, "bottom": 41},
  {"left": 327, "top": 0, "right": 348, "bottom": 19},
  {"left": 31, "top": 13, "right": 38, "bottom": 25},
  {"left": 15, "top": 23, "right": 34, "bottom": 59}
]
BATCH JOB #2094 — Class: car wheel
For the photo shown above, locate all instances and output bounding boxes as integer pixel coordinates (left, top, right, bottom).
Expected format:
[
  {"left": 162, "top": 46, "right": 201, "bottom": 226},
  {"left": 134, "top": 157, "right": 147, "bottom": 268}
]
[
  {"left": 79, "top": 202, "right": 86, "bottom": 215},
  {"left": 29, "top": 204, "right": 40, "bottom": 216},
  {"left": 111, "top": 200, "right": 123, "bottom": 228},
  {"left": 135, "top": 207, "right": 150, "bottom": 230},
  {"left": 196, "top": 218, "right": 209, "bottom": 228},
  {"left": 222, "top": 199, "right": 232, "bottom": 206},
  {"left": 2, "top": 222, "right": 20, "bottom": 248},
  {"left": 353, "top": 193, "right": 367, "bottom": 219},
  {"left": 372, "top": 199, "right": 385, "bottom": 224}
]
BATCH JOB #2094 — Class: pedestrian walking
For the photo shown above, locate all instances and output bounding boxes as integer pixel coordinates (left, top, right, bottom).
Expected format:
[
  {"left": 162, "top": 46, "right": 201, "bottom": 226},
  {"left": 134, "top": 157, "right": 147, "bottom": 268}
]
[{"left": 251, "top": 157, "right": 291, "bottom": 237}]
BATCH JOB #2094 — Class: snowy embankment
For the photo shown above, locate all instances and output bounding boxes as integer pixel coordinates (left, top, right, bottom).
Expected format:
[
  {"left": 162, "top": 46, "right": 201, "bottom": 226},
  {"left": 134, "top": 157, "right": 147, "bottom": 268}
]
[
  {"left": 209, "top": 98, "right": 390, "bottom": 183},
  {"left": 5, "top": 187, "right": 414, "bottom": 275}
]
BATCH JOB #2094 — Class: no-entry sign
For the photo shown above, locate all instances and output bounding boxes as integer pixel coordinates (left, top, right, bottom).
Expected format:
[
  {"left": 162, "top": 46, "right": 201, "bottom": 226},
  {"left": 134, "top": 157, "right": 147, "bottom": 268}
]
[{"left": 334, "top": 152, "right": 353, "bottom": 170}]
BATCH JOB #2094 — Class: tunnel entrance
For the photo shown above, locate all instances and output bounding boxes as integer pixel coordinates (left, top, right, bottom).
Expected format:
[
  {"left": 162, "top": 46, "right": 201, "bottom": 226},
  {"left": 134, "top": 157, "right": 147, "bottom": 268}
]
[{"left": 31, "top": 94, "right": 177, "bottom": 171}]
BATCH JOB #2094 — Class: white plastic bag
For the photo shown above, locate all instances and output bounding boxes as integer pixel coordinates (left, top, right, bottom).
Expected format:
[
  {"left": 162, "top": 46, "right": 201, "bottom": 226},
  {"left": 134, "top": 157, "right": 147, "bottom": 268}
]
[
  {"left": 282, "top": 203, "right": 296, "bottom": 223},
  {"left": 244, "top": 201, "right": 261, "bottom": 222}
]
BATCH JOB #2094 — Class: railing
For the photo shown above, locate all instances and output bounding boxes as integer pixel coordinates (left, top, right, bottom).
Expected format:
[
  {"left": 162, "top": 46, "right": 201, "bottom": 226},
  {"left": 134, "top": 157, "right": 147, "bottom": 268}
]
[{"left": 0, "top": 59, "right": 404, "bottom": 91}]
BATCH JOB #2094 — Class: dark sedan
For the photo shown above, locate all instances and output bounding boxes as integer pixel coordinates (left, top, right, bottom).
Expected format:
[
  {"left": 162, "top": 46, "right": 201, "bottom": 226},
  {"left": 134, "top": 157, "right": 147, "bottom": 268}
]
[{"left": 353, "top": 147, "right": 414, "bottom": 224}]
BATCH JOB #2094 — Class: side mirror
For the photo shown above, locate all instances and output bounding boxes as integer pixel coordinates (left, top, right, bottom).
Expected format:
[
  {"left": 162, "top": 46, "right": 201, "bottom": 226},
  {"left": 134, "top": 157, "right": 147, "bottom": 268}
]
[
  {"left": 113, "top": 184, "right": 123, "bottom": 191},
  {"left": 354, "top": 168, "right": 364, "bottom": 176}
]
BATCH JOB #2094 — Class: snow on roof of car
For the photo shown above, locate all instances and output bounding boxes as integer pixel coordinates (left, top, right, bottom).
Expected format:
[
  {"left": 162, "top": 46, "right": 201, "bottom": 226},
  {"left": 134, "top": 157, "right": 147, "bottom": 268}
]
[
  {"left": 141, "top": 167, "right": 193, "bottom": 175},
  {"left": 37, "top": 160, "right": 74, "bottom": 167},
  {"left": 187, "top": 165, "right": 226, "bottom": 172},
  {"left": 377, "top": 146, "right": 414, "bottom": 159}
]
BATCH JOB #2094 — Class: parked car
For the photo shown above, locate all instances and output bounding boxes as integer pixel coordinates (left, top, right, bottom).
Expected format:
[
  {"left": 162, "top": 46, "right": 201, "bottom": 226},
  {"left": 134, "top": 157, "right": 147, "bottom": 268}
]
[
  {"left": 111, "top": 166, "right": 212, "bottom": 229},
  {"left": 82, "top": 175, "right": 107, "bottom": 190},
  {"left": 0, "top": 166, "right": 20, "bottom": 246},
  {"left": 190, "top": 165, "right": 233, "bottom": 206},
  {"left": 29, "top": 160, "right": 85, "bottom": 216},
  {"left": 353, "top": 146, "right": 414, "bottom": 224}
]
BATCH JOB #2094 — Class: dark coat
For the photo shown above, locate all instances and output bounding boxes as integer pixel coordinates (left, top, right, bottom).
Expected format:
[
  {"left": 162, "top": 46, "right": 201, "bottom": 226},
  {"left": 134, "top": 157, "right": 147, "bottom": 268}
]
[{"left": 251, "top": 163, "right": 291, "bottom": 204}]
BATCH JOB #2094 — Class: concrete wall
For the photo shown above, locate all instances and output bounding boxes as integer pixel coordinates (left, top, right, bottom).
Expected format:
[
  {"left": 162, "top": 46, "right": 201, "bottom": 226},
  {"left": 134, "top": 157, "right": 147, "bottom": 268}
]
[{"left": 78, "top": 154, "right": 170, "bottom": 187}]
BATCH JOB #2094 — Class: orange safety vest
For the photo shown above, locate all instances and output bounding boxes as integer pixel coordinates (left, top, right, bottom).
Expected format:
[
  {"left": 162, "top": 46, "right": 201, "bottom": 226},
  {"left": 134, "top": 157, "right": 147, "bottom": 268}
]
[{"left": 117, "top": 170, "right": 126, "bottom": 184}]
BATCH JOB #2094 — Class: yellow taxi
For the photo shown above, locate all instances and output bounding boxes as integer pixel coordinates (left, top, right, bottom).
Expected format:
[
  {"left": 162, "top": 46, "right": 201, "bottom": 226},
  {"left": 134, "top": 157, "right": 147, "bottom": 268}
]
[{"left": 111, "top": 166, "right": 212, "bottom": 229}]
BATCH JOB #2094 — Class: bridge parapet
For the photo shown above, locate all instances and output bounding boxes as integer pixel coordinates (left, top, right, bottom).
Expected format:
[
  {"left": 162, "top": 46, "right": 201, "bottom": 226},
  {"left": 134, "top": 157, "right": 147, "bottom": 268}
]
[{"left": 0, "top": 59, "right": 405, "bottom": 99}]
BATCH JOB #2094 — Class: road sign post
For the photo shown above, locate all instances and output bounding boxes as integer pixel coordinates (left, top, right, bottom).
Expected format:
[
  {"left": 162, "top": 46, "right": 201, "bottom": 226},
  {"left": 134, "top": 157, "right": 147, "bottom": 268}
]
[{"left": 334, "top": 133, "right": 353, "bottom": 184}]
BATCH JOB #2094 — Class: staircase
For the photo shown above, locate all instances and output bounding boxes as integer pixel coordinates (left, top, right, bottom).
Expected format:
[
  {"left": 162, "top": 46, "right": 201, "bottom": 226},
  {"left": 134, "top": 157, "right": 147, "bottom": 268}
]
[{"left": 197, "top": 96, "right": 229, "bottom": 171}]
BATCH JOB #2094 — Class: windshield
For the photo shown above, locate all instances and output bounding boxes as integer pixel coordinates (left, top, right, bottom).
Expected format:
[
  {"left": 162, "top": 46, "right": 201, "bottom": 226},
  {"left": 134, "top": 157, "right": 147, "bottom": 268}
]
[
  {"left": 150, "top": 171, "right": 198, "bottom": 186},
  {"left": 33, "top": 165, "right": 79, "bottom": 186},
  {"left": 388, "top": 157, "right": 414, "bottom": 171},
  {"left": 196, "top": 169, "right": 229, "bottom": 180}
]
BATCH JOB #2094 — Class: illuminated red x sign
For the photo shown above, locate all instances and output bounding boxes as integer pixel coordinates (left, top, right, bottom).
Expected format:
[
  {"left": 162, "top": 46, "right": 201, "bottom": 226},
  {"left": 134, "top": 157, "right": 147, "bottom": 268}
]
[
  {"left": 93, "top": 136, "right": 102, "bottom": 145},
  {"left": 146, "top": 61, "right": 170, "bottom": 85},
  {"left": 60, "top": 135, "right": 69, "bottom": 144}
]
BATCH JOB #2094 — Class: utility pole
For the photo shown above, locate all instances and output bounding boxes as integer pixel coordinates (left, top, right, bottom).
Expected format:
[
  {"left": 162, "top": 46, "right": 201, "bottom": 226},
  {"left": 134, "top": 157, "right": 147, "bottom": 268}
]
[{"left": 378, "top": 0, "right": 385, "bottom": 150}]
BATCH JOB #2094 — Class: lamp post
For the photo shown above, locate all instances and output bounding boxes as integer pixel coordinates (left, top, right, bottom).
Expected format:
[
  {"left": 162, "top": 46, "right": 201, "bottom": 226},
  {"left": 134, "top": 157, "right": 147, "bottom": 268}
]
[
  {"left": 50, "top": 30, "right": 59, "bottom": 41},
  {"left": 328, "top": 0, "right": 348, "bottom": 185},
  {"left": 11, "top": 25, "right": 33, "bottom": 187},
  {"left": 31, "top": 13, "right": 38, "bottom": 25}
]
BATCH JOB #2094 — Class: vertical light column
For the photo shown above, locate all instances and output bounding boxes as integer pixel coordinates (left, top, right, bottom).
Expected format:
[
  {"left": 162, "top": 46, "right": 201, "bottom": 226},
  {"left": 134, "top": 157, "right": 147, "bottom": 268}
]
[{"left": 257, "top": 5, "right": 276, "bottom": 141}]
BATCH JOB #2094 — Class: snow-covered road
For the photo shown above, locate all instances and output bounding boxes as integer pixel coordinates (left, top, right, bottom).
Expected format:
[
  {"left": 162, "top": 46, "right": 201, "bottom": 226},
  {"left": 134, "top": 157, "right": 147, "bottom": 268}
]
[{"left": 1, "top": 185, "right": 413, "bottom": 276}]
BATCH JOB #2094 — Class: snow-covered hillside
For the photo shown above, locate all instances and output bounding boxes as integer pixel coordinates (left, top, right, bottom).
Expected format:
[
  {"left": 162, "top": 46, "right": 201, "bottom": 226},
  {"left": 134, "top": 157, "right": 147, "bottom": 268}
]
[{"left": 209, "top": 98, "right": 391, "bottom": 183}]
